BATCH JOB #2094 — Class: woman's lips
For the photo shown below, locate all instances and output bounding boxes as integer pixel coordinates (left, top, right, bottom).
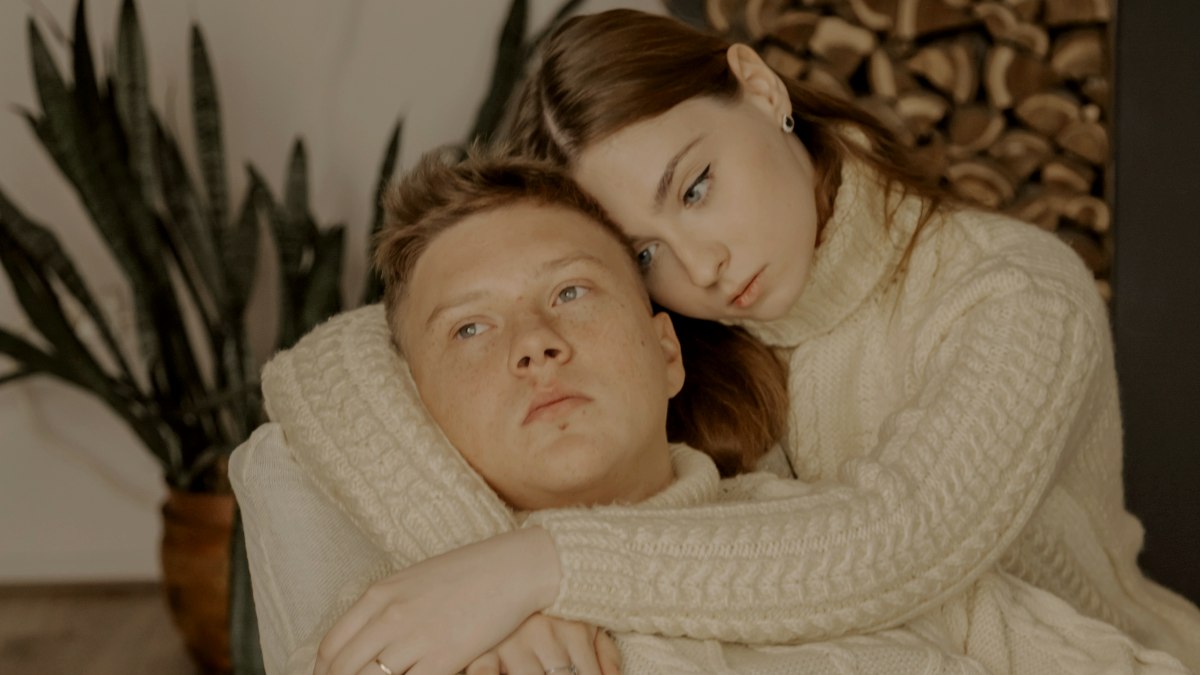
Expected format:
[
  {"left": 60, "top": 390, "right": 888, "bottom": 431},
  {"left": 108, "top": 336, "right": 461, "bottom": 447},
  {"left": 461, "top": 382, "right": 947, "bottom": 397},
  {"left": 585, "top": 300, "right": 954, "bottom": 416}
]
[{"left": 731, "top": 270, "right": 764, "bottom": 309}]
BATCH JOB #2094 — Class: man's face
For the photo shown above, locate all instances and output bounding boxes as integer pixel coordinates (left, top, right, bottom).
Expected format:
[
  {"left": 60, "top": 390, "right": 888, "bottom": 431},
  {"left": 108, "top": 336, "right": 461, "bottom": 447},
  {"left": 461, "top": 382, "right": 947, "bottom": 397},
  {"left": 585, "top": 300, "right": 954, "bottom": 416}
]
[{"left": 401, "top": 202, "right": 685, "bottom": 511}]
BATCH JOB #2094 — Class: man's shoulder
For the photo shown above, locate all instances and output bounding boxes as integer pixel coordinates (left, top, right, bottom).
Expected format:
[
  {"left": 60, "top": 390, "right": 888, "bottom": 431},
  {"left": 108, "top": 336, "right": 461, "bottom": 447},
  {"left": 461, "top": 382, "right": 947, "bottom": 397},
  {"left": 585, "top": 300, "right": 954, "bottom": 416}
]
[{"left": 229, "top": 423, "right": 298, "bottom": 495}]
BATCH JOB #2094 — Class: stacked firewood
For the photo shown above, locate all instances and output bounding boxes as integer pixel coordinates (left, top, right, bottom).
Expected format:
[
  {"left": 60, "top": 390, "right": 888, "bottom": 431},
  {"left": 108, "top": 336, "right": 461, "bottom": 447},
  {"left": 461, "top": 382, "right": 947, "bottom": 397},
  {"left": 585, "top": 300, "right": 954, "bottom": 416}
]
[{"left": 693, "top": 0, "right": 1113, "bottom": 297}]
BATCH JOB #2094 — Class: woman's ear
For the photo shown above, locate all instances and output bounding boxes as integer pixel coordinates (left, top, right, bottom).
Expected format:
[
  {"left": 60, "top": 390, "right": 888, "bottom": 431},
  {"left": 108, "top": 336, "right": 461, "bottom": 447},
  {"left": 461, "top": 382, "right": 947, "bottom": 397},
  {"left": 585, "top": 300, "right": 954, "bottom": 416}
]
[
  {"left": 652, "top": 312, "right": 686, "bottom": 399},
  {"left": 726, "top": 43, "right": 791, "bottom": 120}
]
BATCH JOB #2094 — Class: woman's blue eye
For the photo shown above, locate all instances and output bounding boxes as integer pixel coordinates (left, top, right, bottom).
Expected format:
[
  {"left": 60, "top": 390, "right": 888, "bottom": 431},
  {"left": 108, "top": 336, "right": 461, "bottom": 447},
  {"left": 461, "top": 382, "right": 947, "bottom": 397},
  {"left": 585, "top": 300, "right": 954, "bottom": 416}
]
[
  {"left": 556, "top": 285, "right": 589, "bottom": 304},
  {"left": 683, "top": 165, "right": 711, "bottom": 206},
  {"left": 455, "top": 323, "right": 486, "bottom": 340},
  {"left": 636, "top": 244, "right": 658, "bottom": 270}
]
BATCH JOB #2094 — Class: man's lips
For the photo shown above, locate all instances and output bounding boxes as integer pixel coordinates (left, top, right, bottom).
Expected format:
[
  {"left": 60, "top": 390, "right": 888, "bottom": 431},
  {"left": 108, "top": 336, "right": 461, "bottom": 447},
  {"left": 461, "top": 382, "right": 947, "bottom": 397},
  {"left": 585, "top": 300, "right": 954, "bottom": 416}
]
[
  {"left": 523, "top": 390, "right": 592, "bottom": 425},
  {"left": 730, "top": 269, "right": 764, "bottom": 309}
]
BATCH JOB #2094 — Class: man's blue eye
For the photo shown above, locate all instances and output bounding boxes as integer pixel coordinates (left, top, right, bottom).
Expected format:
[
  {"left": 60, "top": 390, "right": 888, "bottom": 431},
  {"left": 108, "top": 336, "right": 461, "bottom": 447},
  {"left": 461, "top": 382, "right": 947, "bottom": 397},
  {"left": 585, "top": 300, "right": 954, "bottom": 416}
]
[
  {"left": 455, "top": 323, "right": 482, "bottom": 339},
  {"left": 556, "top": 285, "right": 589, "bottom": 304}
]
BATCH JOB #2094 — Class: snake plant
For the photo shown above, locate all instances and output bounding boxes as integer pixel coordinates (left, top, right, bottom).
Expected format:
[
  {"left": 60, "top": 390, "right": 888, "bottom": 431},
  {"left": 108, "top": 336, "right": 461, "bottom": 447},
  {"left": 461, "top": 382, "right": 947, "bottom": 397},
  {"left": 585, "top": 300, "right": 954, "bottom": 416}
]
[
  {"left": 1, "top": 0, "right": 579, "bottom": 672},
  {"left": 0, "top": 0, "right": 404, "bottom": 493}
]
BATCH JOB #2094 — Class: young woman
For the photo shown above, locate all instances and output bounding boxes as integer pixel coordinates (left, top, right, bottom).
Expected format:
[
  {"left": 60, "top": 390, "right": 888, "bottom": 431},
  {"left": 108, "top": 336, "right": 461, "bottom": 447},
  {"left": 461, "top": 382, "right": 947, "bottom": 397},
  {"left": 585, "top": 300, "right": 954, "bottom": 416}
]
[
  {"left": 501, "top": 9, "right": 1195, "bottom": 662},
  {"left": 305, "top": 9, "right": 1200, "bottom": 674}
]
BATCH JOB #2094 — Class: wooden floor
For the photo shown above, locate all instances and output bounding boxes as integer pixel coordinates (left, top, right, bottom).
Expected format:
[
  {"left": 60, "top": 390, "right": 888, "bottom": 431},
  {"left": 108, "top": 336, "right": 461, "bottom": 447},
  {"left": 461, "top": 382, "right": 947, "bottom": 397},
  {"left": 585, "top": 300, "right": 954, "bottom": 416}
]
[{"left": 0, "top": 583, "right": 198, "bottom": 674}]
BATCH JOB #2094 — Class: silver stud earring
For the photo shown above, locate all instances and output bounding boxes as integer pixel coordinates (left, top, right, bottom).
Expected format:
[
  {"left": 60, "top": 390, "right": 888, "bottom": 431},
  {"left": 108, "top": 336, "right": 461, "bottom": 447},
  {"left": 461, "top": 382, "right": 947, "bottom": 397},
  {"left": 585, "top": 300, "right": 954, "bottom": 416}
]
[{"left": 782, "top": 114, "right": 795, "bottom": 133}]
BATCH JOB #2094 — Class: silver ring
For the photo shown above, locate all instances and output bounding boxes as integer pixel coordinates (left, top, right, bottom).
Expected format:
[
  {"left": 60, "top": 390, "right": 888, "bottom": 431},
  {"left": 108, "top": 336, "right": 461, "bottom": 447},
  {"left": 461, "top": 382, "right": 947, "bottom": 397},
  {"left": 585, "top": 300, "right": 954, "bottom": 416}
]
[
  {"left": 545, "top": 666, "right": 577, "bottom": 675},
  {"left": 374, "top": 657, "right": 395, "bottom": 675}
]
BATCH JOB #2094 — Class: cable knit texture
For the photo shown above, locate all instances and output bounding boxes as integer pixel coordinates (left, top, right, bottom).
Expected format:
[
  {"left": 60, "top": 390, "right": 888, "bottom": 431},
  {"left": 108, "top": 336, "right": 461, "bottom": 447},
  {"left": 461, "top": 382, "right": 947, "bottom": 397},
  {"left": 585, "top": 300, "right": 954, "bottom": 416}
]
[
  {"left": 236, "top": 145, "right": 1200, "bottom": 673},
  {"left": 523, "top": 155, "right": 1200, "bottom": 666},
  {"left": 234, "top": 436, "right": 1187, "bottom": 674}
]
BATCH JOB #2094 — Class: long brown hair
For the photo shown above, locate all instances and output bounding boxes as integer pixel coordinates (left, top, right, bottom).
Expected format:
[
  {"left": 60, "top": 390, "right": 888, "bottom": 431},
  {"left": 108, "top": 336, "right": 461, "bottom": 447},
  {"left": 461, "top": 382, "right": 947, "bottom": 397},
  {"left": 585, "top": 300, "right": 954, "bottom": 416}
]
[
  {"left": 374, "top": 148, "right": 785, "bottom": 475},
  {"left": 508, "top": 9, "right": 949, "bottom": 229},
  {"left": 505, "top": 9, "right": 956, "bottom": 474}
]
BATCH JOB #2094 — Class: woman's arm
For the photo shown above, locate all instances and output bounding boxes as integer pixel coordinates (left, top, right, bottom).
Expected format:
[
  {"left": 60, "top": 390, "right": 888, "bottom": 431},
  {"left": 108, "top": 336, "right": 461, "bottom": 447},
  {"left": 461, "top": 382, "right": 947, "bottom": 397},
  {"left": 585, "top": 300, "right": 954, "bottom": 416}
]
[
  {"left": 525, "top": 269, "right": 1106, "bottom": 643},
  {"left": 295, "top": 265, "right": 1108, "bottom": 656}
]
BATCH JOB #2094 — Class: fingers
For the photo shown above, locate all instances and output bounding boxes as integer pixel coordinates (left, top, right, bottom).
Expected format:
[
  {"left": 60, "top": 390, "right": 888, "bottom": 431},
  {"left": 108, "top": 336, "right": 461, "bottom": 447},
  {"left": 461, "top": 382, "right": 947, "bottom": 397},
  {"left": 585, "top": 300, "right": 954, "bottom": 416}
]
[
  {"left": 498, "top": 637, "right": 546, "bottom": 674},
  {"left": 326, "top": 608, "right": 415, "bottom": 675},
  {"left": 555, "top": 624, "right": 602, "bottom": 675},
  {"left": 595, "top": 630, "right": 622, "bottom": 675},
  {"left": 497, "top": 615, "right": 569, "bottom": 675},
  {"left": 353, "top": 655, "right": 398, "bottom": 675},
  {"left": 485, "top": 615, "right": 607, "bottom": 675},
  {"left": 314, "top": 585, "right": 395, "bottom": 675},
  {"left": 465, "top": 651, "right": 501, "bottom": 675}
]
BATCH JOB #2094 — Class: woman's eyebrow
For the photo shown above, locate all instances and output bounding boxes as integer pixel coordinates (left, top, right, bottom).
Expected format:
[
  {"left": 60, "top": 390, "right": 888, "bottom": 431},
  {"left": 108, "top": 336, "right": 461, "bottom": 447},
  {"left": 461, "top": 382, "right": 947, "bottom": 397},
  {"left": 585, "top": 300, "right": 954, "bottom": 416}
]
[{"left": 654, "top": 134, "right": 705, "bottom": 211}]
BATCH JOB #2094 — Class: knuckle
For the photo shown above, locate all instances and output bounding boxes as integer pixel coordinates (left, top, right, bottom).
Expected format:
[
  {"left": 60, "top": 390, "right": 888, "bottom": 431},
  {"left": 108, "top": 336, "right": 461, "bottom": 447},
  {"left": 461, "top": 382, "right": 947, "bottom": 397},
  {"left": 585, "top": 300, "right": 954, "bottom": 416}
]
[
  {"left": 380, "top": 602, "right": 411, "bottom": 625},
  {"left": 315, "top": 638, "right": 337, "bottom": 663}
]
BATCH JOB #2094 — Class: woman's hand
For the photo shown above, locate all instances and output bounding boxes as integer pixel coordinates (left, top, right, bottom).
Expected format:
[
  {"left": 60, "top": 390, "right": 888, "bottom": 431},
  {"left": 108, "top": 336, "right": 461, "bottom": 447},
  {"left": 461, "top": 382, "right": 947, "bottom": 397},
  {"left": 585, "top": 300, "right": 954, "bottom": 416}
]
[
  {"left": 313, "top": 528, "right": 561, "bottom": 675},
  {"left": 463, "top": 615, "right": 622, "bottom": 675}
]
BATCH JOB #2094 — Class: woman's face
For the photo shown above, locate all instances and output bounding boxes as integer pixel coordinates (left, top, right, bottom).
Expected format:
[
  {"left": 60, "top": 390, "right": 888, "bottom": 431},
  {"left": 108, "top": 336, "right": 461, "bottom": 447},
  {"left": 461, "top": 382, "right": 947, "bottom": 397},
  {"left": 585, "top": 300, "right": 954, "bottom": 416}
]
[{"left": 571, "top": 49, "right": 820, "bottom": 322}]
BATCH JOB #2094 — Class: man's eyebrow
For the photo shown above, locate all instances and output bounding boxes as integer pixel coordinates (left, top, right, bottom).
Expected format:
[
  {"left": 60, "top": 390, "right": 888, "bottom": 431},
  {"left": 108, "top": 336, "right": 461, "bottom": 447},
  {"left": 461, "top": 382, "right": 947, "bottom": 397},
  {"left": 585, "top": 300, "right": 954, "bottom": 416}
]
[
  {"left": 423, "top": 252, "right": 608, "bottom": 331},
  {"left": 653, "top": 135, "right": 705, "bottom": 211},
  {"left": 424, "top": 289, "right": 489, "bottom": 332},
  {"left": 533, "top": 251, "right": 608, "bottom": 276}
]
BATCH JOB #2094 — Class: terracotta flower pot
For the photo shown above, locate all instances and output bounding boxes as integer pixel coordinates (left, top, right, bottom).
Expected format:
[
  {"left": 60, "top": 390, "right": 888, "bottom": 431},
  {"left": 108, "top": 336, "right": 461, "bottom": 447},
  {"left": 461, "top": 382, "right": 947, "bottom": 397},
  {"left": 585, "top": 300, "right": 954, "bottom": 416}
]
[{"left": 161, "top": 489, "right": 235, "bottom": 674}]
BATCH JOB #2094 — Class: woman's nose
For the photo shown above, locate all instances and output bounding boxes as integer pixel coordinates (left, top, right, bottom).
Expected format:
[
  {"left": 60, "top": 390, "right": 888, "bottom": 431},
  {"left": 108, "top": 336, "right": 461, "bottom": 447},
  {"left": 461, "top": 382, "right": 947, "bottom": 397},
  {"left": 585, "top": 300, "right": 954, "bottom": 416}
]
[{"left": 674, "top": 238, "right": 729, "bottom": 289}]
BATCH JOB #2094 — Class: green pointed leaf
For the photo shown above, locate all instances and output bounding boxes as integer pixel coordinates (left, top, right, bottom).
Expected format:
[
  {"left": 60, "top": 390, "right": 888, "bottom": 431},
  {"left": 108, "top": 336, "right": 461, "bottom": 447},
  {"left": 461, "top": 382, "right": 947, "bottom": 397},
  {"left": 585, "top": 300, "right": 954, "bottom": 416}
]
[
  {"left": 0, "top": 326, "right": 78, "bottom": 387},
  {"left": 369, "top": 120, "right": 402, "bottom": 244},
  {"left": 191, "top": 25, "right": 228, "bottom": 230},
  {"left": 259, "top": 177, "right": 300, "bottom": 349},
  {"left": 27, "top": 19, "right": 86, "bottom": 189},
  {"left": 0, "top": 187, "right": 138, "bottom": 388},
  {"left": 271, "top": 142, "right": 317, "bottom": 289},
  {"left": 115, "top": 0, "right": 157, "bottom": 204},
  {"left": 71, "top": 0, "right": 100, "bottom": 120},
  {"left": 284, "top": 139, "right": 310, "bottom": 224},
  {"left": 0, "top": 226, "right": 117, "bottom": 402},
  {"left": 469, "top": 0, "right": 528, "bottom": 145},
  {"left": 0, "top": 323, "right": 175, "bottom": 476},
  {"left": 42, "top": 6, "right": 169, "bottom": 310},
  {"left": 223, "top": 168, "right": 263, "bottom": 316},
  {"left": 362, "top": 119, "right": 402, "bottom": 305},
  {"left": 297, "top": 225, "right": 345, "bottom": 338},
  {"left": 156, "top": 117, "right": 225, "bottom": 320}
]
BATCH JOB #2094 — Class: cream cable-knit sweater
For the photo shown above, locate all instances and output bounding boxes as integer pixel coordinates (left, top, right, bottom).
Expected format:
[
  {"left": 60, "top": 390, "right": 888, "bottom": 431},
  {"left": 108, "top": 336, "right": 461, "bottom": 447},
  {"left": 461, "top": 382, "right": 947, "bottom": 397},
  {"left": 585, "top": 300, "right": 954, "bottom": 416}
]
[
  {"left": 239, "top": 151, "right": 1200, "bottom": 670},
  {"left": 233, "top": 431, "right": 1185, "bottom": 674},
  {"left": 523, "top": 158, "right": 1200, "bottom": 665}
]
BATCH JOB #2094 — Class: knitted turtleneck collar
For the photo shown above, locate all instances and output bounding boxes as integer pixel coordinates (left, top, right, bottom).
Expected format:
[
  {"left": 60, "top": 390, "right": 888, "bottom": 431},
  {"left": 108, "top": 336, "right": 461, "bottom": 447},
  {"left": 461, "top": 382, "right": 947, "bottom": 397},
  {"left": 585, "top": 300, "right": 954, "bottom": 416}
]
[
  {"left": 261, "top": 303, "right": 721, "bottom": 562},
  {"left": 734, "top": 152, "right": 927, "bottom": 348}
]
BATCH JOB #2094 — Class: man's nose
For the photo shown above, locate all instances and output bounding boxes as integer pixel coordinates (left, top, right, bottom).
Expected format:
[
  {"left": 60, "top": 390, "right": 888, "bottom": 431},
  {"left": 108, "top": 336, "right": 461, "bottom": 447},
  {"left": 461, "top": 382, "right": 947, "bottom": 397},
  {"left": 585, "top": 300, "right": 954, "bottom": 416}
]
[{"left": 510, "top": 314, "right": 572, "bottom": 374}]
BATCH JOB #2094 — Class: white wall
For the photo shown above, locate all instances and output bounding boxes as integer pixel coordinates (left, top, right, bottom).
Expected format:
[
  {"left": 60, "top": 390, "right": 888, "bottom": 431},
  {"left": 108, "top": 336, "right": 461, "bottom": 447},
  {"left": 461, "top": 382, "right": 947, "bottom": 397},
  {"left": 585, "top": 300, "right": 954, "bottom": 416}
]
[{"left": 0, "top": 0, "right": 655, "bottom": 583}]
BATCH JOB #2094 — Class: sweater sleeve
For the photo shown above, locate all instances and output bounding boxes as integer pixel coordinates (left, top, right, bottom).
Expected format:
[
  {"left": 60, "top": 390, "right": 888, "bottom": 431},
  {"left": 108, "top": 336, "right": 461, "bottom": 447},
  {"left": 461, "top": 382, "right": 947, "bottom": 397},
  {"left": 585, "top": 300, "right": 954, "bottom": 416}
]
[
  {"left": 525, "top": 270, "right": 1105, "bottom": 644},
  {"left": 230, "top": 424, "right": 397, "bottom": 675}
]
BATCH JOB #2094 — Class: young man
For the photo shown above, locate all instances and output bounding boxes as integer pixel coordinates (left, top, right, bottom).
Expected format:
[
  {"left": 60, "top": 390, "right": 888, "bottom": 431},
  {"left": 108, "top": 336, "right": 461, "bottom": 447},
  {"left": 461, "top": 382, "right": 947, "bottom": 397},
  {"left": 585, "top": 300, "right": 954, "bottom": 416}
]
[{"left": 232, "top": 151, "right": 1184, "bottom": 675}]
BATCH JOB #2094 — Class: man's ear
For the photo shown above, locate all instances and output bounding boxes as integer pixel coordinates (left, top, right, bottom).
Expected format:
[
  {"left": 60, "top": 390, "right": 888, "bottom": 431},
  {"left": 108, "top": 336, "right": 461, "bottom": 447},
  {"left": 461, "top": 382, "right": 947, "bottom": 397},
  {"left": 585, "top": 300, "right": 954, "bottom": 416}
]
[
  {"left": 652, "top": 311, "right": 686, "bottom": 398},
  {"left": 726, "top": 43, "right": 791, "bottom": 120}
]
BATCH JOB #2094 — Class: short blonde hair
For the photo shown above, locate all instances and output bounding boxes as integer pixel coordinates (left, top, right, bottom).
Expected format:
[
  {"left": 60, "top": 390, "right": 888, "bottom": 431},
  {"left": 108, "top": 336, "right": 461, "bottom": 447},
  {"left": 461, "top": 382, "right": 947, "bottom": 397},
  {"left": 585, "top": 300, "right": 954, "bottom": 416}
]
[{"left": 373, "top": 146, "right": 636, "bottom": 349}]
